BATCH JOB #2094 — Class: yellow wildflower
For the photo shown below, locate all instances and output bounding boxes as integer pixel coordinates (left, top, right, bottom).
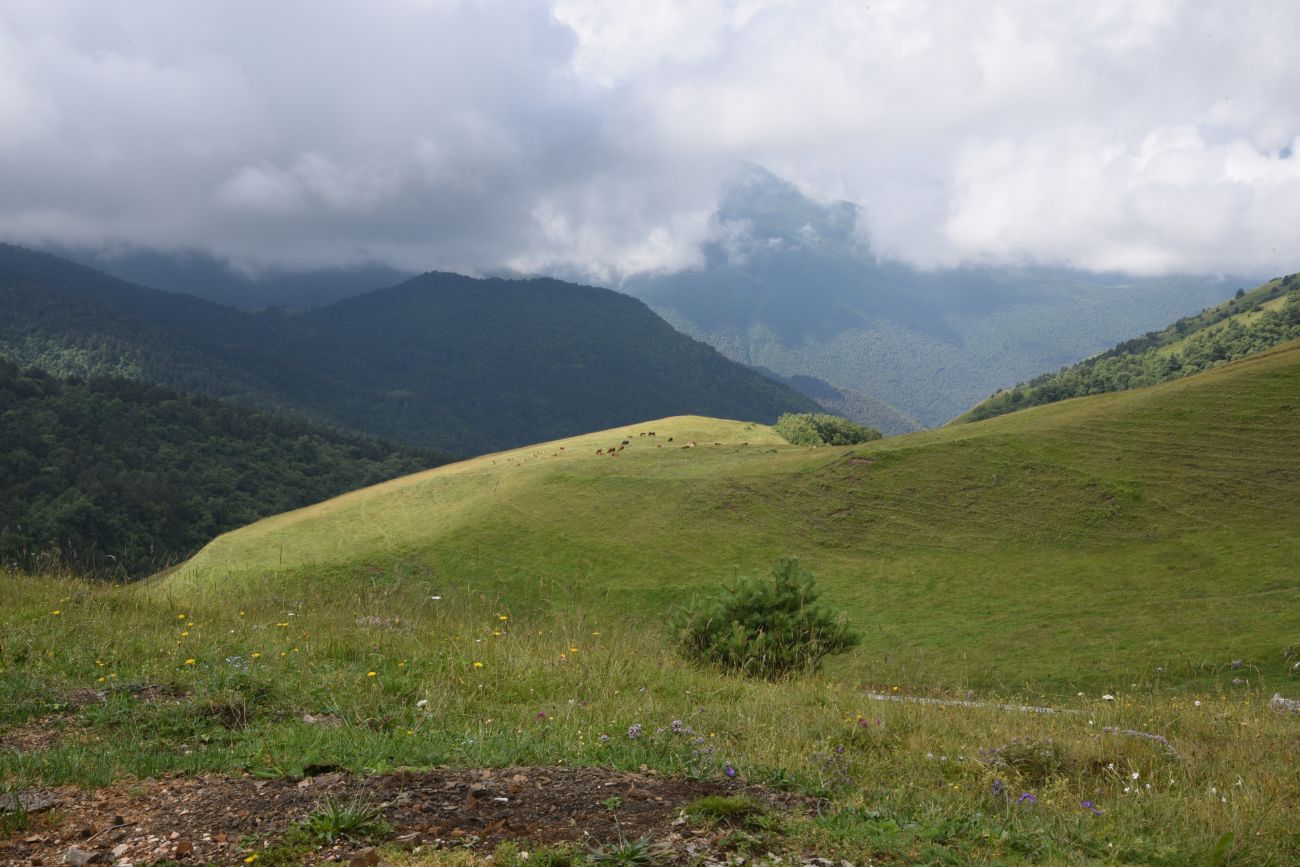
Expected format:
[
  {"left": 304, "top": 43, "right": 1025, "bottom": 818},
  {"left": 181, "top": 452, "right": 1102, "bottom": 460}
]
[
  {"left": 473, "top": 661, "right": 484, "bottom": 668},
  {"left": 184, "top": 658, "right": 196, "bottom": 666},
  {"left": 367, "top": 671, "right": 377, "bottom": 678}
]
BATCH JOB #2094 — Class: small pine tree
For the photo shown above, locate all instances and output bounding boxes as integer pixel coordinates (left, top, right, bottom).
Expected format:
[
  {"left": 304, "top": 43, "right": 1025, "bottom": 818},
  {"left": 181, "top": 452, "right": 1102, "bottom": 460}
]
[{"left": 673, "top": 558, "right": 860, "bottom": 679}]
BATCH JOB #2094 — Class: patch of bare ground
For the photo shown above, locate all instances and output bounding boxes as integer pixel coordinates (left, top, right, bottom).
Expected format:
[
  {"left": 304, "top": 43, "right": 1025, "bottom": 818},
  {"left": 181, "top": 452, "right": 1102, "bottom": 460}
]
[{"left": 0, "top": 767, "right": 815, "bottom": 866}]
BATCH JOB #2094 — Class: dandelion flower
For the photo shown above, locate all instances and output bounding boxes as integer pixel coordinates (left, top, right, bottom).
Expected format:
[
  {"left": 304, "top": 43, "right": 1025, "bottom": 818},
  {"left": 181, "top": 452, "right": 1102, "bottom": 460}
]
[
  {"left": 473, "top": 661, "right": 484, "bottom": 668},
  {"left": 367, "top": 671, "right": 377, "bottom": 678},
  {"left": 499, "top": 615, "right": 509, "bottom": 622},
  {"left": 180, "top": 631, "right": 189, "bottom": 638},
  {"left": 178, "top": 614, "right": 186, "bottom": 619},
  {"left": 184, "top": 658, "right": 196, "bottom": 666},
  {"left": 51, "top": 610, "right": 60, "bottom": 616},
  {"left": 569, "top": 646, "right": 578, "bottom": 653}
]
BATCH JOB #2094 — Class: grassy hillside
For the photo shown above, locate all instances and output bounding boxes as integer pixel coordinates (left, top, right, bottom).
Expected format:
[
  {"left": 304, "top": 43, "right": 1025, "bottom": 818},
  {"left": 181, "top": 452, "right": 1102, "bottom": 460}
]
[
  {"left": 166, "top": 341, "right": 1300, "bottom": 695},
  {"left": 6, "top": 348, "right": 1300, "bottom": 864},
  {"left": 960, "top": 274, "right": 1300, "bottom": 423},
  {"left": 0, "top": 359, "right": 442, "bottom": 578},
  {"left": 0, "top": 244, "right": 818, "bottom": 455}
]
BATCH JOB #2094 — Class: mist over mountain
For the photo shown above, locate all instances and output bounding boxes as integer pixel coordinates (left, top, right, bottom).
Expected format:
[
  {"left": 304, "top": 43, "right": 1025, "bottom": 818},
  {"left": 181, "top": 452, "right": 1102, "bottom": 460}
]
[
  {"left": 625, "top": 166, "right": 1251, "bottom": 426},
  {"left": 52, "top": 246, "right": 415, "bottom": 311}
]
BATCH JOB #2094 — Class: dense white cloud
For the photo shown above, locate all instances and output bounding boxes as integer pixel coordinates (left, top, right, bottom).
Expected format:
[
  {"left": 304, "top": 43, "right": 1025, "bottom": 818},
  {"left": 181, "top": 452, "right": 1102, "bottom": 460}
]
[{"left": 0, "top": 0, "right": 1296, "bottom": 278}]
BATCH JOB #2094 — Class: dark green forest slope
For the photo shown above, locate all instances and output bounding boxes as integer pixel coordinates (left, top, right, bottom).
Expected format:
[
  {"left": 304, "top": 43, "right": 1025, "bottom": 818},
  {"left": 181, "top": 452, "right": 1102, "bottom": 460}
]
[
  {"left": 959, "top": 274, "right": 1300, "bottom": 422},
  {"left": 0, "top": 359, "right": 441, "bottom": 577},
  {"left": 0, "top": 244, "right": 818, "bottom": 454}
]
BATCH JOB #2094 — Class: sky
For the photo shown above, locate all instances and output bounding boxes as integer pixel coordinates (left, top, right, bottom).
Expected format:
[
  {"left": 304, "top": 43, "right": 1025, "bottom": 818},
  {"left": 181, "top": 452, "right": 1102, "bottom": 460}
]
[{"left": 1, "top": 0, "right": 1297, "bottom": 282}]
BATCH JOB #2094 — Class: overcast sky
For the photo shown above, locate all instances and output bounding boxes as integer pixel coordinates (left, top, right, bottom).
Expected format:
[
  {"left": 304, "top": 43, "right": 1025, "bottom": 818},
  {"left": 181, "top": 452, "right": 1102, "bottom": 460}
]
[{"left": 1, "top": 0, "right": 1297, "bottom": 281}]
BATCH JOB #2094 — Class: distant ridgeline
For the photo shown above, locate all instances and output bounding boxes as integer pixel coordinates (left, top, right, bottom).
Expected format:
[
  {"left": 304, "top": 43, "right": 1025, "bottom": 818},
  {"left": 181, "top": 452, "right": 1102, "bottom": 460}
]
[
  {"left": 959, "top": 274, "right": 1300, "bottom": 423},
  {"left": 0, "top": 359, "right": 442, "bottom": 578},
  {"left": 0, "top": 244, "right": 818, "bottom": 455}
]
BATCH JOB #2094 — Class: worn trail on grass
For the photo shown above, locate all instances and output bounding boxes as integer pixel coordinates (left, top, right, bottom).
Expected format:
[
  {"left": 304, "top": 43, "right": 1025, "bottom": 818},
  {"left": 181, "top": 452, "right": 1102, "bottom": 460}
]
[{"left": 1, "top": 766, "right": 810, "bottom": 866}]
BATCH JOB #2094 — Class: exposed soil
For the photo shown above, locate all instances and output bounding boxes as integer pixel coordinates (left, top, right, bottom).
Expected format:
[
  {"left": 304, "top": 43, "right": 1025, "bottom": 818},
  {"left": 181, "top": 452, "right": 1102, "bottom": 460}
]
[{"left": 0, "top": 767, "right": 816, "bottom": 866}]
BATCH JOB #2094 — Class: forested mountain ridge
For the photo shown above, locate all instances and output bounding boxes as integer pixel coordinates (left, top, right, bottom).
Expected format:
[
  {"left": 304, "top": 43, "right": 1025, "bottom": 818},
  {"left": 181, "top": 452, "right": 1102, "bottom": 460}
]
[
  {"left": 0, "top": 359, "right": 443, "bottom": 578},
  {"left": 957, "top": 273, "right": 1300, "bottom": 423},
  {"left": 0, "top": 244, "right": 819, "bottom": 454}
]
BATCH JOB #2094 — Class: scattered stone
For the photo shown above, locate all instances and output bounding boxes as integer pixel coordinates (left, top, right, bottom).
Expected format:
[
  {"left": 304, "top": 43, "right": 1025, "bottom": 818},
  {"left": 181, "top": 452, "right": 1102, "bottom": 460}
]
[
  {"left": 301, "top": 713, "right": 343, "bottom": 727},
  {"left": 2, "top": 789, "right": 63, "bottom": 815},
  {"left": 62, "top": 847, "right": 96, "bottom": 866},
  {"left": 1270, "top": 693, "right": 1300, "bottom": 713},
  {"left": 349, "top": 847, "right": 381, "bottom": 866},
  {"left": 1231, "top": 677, "right": 1246, "bottom": 686},
  {"left": 110, "top": 844, "right": 129, "bottom": 859},
  {"left": 1230, "top": 659, "right": 1244, "bottom": 669}
]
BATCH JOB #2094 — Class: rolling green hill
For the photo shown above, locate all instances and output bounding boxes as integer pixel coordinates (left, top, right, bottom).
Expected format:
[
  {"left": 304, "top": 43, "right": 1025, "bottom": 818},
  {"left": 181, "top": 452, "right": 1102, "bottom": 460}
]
[
  {"left": 0, "top": 359, "right": 442, "bottom": 578},
  {"left": 165, "top": 340, "right": 1300, "bottom": 694},
  {"left": 0, "top": 244, "right": 819, "bottom": 455},
  {"left": 958, "top": 273, "right": 1300, "bottom": 423}
]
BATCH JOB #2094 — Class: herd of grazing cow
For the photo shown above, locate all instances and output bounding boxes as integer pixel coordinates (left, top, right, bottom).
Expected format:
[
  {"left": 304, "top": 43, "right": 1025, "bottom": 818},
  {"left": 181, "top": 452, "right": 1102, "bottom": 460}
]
[{"left": 584, "top": 432, "right": 758, "bottom": 458}]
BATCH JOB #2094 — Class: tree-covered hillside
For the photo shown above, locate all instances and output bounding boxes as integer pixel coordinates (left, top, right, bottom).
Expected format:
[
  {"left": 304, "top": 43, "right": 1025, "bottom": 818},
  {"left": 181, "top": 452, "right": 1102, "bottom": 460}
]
[
  {"left": 959, "top": 275, "right": 1300, "bottom": 422},
  {"left": 0, "top": 359, "right": 442, "bottom": 578},
  {"left": 0, "top": 244, "right": 819, "bottom": 454}
]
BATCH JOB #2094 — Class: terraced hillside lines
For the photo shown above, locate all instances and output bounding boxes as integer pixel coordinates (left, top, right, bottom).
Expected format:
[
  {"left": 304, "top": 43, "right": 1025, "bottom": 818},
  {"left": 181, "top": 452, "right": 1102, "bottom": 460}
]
[{"left": 163, "top": 346, "right": 1300, "bottom": 692}]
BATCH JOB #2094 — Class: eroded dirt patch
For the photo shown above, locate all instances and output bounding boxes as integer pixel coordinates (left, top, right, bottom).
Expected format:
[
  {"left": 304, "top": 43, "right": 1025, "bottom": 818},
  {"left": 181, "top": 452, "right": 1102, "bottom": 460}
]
[{"left": 1, "top": 767, "right": 813, "bottom": 865}]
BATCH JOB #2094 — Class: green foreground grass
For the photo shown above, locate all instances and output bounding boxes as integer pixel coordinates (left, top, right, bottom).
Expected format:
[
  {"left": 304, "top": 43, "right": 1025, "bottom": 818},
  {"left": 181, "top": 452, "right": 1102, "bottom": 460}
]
[
  {"left": 4, "top": 343, "right": 1300, "bottom": 863},
  {"left": 3, "top": 570, "right": 1299, "bottom": 865}
]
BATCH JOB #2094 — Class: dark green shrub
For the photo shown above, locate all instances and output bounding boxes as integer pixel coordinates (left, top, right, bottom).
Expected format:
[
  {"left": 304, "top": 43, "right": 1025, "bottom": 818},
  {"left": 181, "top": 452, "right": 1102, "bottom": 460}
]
[
  {"left": 774, "top": 412, "right": 881, "bottom": 446},
  {"left": 674, "top": 558, "right": 860, "bottom": 679}
]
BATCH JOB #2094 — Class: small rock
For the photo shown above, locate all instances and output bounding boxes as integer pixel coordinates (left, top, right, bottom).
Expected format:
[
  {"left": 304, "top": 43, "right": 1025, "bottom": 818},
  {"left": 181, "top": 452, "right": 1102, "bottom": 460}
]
[
  {"left": 110, "top": 844, "right": 129, "bottom": 859},
  {"left": 1231, "top": 677, "right": 1245, "bottom": 686},
  {"left": 62, "top": 847, "right": 96, "bottom": 866},
  {"left": 349, "top": 848, "right": 381, "bottom": 867},
  {"left": 1271, "top": 693, "right": 1300, "bottom": 713},
  {"left": 1230, "top": 659, "right": 1244, "bottom": 669}
]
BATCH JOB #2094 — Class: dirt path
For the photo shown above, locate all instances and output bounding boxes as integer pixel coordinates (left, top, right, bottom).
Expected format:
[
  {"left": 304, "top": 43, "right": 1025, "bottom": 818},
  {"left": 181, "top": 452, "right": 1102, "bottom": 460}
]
[{"left": 2, "top": 766, "right": 812, "bottom": 866}]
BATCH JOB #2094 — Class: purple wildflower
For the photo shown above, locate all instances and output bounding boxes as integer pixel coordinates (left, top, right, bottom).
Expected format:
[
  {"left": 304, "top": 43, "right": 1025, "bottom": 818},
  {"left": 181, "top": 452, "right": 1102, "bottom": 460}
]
[
  {"left": 1017, "top": 792, "right": 1037, "bottom": 806},
  {"left": 1080, "top": 800, "right": 1102, "bottom": 815},
  {"left": 670, "top": 719, "right": 684, "bottom": 733},
  {"left": 725, "top": 764, "right": 736, "bottom": 779},
  {"left": 535, "top": 711, "right": 546, "bottom": 720},
  {"left": 598, "top": 734, "right": 610, "bottom": 744},
  {"left": 627, "top": 723, "right": 643, "bottom": 740},
  {"left": 991, "top": 779, "right": 1006, "bottom": 798}
]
